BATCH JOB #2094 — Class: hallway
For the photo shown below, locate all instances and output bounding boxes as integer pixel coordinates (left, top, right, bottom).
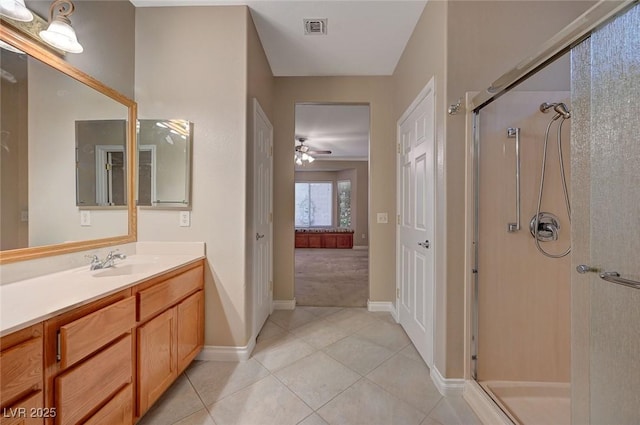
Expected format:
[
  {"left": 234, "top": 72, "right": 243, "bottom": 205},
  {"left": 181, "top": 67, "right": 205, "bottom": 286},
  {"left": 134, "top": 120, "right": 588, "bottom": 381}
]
[{"left": 139, "top": 308, "right": 480, "bottom": 425}]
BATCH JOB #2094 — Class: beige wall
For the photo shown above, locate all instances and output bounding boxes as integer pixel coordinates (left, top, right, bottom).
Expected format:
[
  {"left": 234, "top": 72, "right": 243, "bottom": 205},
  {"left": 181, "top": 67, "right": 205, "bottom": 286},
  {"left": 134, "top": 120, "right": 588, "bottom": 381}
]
[
  {"left": 294, "top": 160, "right": 369, "bottom": 245},
  {"left": 393, "top": 0, "right": 594, "bottom": 378},
  {"left": 136, "top": 6, "right": 250, "bottom": 347},
  {"left": 273, "top": 77, "right": 394, "bottom": 302}
]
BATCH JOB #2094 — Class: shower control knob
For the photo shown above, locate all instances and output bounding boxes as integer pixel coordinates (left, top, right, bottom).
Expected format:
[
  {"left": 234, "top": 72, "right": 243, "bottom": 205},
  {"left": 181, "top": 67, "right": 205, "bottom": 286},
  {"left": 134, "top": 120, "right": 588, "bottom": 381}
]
[{"left": 577, "top": 264, "right": 598, "bottom": 274}]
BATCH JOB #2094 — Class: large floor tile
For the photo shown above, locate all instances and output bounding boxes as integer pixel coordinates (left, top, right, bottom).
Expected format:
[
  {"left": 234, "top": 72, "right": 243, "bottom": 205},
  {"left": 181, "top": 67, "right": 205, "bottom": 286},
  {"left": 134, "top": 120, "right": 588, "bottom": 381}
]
[
  {"left": 274, "top": 352, "right": 360, "bottom": 410},
  {"left": 290, "top": 318, "right": 350, "bottom": 349},
  {"left": 323, "top": 308, "right": 380, "bottom": 333},
  {"left": 427, "top": 397, "right": 482, "bottom": 425},
  {"left": 297, "top": 306, "right": 344, "bottom": 318},
  {"left": 355, "top": 321, "right": 411, "bottom": 352},
  {"left": 297, "top": 413, "right": 329, "bottom": 425},
  {"left": 317, "top": 379, "right": 426, "bottom": 425},
  {"left": 269, "top": 309, "right": 318, "bottom": 330},
  {"left": 258, "top": 320, "right": 287, "bottom": 342},
  {"left": 323, "top": 334, "right": 395, "bottom": 375},
  {"left": 138, "top": 374, "right": 205, "bottom": 425},
  {"left": 208, "top": 375, "right": 312, "bottom": 425},
  {"left": 366, "top": 353, "right": 442, "bottom": 414},
  {"left": 252, "top": 333, "right": 316, "bottom": 372},
  {"left": 185, "top": 359, "right": 270, "bottom": 405},
  {"left": 174, "top": 409, "right": 216, "bottom": 425},
  {"left": 398, "top": 343, "right": 424, "bottom": 362}
]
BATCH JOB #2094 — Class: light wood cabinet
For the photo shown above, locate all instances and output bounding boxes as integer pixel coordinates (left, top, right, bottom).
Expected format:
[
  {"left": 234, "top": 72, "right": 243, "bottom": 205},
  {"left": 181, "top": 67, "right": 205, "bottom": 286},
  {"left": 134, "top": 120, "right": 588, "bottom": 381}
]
[
  {"left": 136, "top": 308, "right": 177, "bottom": 414},
  {"left": 3, "top": 259, "right": 204, "bottom": 425},
  {"left": 44, "top": 290, "right": 134, "bottom": 425},
  {"left": 0, "top": 324, "right": 44, "bottom": 425},
  {"left": 135, "top": 262, "right": 204, "bottom": 419}
]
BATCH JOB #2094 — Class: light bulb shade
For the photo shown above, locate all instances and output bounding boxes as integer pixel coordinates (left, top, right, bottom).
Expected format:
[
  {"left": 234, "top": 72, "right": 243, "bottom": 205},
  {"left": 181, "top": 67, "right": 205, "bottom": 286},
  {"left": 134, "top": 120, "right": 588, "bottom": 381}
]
[
  {"left": 40, "top": 19, "right": 83, "bottom": 53},
  {"left": 0, "top": 39, "right": 25, "bottom": 54},
  {"left": 307, "top": 155, "right": 315, "bottom": 163},
  {"left": 295, "top": 157, "right": 303, "bottom": 165},
  {"left": 0, "top": 0, "right": 33, "bottom": 22},
  {"left": 301, "top": 153, "right": 309, "bottom": 161}
]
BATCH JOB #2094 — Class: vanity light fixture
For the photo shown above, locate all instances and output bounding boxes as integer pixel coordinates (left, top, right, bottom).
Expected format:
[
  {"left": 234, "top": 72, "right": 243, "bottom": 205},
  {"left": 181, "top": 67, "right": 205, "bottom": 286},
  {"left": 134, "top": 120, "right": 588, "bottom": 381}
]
[
  {"left": 0, "top": 0, "right": 33, "bottom": 22},
  {"left": 39, "top": 0, "right": 83, "bottom": 53}
]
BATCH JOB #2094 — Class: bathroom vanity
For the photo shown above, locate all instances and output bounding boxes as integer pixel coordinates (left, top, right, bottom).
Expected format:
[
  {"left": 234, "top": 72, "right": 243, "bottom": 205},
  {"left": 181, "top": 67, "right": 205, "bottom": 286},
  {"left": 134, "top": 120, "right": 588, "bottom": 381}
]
[{"left": 0, "top": 252, "right": 204, "bottom": 425}]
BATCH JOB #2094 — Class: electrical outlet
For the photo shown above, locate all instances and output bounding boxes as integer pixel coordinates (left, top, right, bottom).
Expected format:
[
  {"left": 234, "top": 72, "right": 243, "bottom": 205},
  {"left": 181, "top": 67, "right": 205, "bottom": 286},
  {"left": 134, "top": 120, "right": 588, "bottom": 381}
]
[
  {"left": 179, "top": 211, "right": 191, "bottom": 227},
  {"left": 80, "top": 210, "right": 91, "bottom": 226},
  {"left": 377, "top": 212, "right": 388, "bottom": 224}
]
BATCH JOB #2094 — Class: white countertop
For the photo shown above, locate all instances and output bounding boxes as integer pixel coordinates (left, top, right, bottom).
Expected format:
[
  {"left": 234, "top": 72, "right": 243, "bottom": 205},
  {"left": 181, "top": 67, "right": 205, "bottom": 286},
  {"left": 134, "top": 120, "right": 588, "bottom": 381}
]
[{"left": 0, "top": 250, "right": 205, "bottom": 337}]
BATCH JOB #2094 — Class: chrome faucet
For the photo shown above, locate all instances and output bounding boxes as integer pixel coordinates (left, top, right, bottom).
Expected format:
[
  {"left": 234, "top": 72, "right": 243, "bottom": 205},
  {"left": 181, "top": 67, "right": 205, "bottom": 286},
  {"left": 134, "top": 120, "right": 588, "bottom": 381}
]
[{"left": 86, "top": 250, "right": 127, "bottom": 270}]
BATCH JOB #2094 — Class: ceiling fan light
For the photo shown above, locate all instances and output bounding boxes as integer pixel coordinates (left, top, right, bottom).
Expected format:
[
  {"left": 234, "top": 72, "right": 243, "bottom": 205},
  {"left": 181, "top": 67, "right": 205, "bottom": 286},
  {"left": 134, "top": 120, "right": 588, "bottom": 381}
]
[
  {"left": 301, "top": 153, "right": 309, "bottom": 161},
  {"left": 296, "top": 157, "right": 303, "bottom": 166},
  {"left": 307, "top": 155, "right": 315, "bottom": 163},
  {"left": 40, "top": 19, "right": 83, "bottom": 53}
]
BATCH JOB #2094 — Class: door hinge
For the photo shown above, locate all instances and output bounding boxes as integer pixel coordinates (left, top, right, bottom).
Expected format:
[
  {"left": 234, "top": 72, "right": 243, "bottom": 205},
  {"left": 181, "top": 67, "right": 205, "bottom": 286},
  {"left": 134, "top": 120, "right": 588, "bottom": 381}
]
[
  {"left": 397, "top": 214, "right": 401, "bottom": 225},
  {"left": 397, "top": 143, "right": 401, "bottom": 154},
  {"left": 269, "top": 280, "right": 273, "bottom": 291},
  {"left": 105, "top": 163, "right": 112, "bottom": 171},
  {"left": 56, "top": 330, "right": 61, "bottom": 362},
  {"left": 269, "top": 212, "right": 273, "bottom": 223},
  {"left": 269, "top": 145, "right": 273, "bottom": 157},
  {"left": 396, "top": 287, "right": 400, "bottom": 298}
]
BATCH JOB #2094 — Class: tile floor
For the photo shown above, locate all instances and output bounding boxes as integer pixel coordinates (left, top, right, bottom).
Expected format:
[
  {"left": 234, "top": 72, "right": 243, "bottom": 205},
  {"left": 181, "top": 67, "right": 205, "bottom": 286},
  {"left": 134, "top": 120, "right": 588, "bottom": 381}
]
[{"left": 139, "top": 307, "right": 482, "bottom": 425}]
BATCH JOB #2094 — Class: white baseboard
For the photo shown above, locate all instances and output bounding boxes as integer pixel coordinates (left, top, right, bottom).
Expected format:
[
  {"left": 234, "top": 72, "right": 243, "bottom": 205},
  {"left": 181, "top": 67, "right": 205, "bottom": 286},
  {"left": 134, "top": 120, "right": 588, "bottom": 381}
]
[
  {"left": 463, "top": 380, "right": 512, "bottom": 425},
  {"left": 430, "top": 366, "right": 465, "bottom": 397},
  {"left": 367, "top": 300, "right": 398, "bottom": 322},
  {"left": 273, "top": 299, "right": 296, "bottom": 310},
  {"left": 353, "top": 245, "right": 369, "bottom": 250},
  {"left": 196, "top": 338, "right": 256, "bottom": 362}
]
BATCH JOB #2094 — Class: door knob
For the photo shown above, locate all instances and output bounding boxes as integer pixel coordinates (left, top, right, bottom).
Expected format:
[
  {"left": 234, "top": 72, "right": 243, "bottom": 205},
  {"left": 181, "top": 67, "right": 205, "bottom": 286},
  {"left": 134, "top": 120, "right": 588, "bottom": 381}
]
[
  {"left": 256, "top": 233, "right": 265, "bottom": 241},
  {"left": 418, "top": 240, "right": 430, "bottom": 249}
]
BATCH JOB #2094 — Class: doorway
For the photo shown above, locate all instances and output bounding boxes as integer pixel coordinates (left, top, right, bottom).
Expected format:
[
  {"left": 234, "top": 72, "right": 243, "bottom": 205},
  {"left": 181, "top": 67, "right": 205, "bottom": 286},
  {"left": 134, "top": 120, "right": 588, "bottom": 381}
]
[{"left": 293, "top": 103, "right": 370, "bottom": 307}]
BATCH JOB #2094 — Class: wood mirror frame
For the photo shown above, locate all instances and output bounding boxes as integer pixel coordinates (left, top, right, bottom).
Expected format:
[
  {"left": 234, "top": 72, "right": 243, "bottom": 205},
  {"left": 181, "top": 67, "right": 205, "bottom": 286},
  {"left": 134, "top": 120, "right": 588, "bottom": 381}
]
[{"left": 0, "top": 24, "right": 137, "bottom": 264}]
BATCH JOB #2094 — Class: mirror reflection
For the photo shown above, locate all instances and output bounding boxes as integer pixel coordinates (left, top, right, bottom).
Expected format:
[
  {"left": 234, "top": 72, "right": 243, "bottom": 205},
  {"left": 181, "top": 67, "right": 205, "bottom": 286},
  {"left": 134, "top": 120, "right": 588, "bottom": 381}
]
[
  {"left": 137, "top": 119, "right": 192, "bottom": 209},
  {"left": 0, "top": 45, "right": 129, "bottom": 251}
]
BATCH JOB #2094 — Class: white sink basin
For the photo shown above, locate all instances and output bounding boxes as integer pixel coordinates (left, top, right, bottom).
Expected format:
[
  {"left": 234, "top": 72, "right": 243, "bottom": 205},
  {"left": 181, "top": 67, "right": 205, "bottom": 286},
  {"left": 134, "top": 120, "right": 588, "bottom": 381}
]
[{"left": 92, "top": 263, "right": 157, "bottom": 278}]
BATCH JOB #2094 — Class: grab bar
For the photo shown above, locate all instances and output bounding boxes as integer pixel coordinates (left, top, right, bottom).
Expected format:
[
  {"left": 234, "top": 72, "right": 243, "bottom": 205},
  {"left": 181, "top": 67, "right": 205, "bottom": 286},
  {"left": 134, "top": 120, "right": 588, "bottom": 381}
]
[
  {"left": 507, "top": 127, "right": 521, "bottom": 232},
  {"left": 600, "top": 271, "right": 640, "bottom": 290}
]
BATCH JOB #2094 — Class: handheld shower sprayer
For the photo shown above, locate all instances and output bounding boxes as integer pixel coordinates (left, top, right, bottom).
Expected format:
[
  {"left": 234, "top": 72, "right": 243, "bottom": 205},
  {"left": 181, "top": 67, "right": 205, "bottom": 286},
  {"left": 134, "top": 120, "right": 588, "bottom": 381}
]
[{"left": 539, "top": 102, "right": 571, "bottom": 120}]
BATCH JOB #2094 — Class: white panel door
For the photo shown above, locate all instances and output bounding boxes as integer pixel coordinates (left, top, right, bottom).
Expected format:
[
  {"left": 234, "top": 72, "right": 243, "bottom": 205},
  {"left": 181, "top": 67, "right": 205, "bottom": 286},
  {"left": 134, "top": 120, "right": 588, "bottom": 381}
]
[
  {"left": 397, "top": 78, "right": 436, "bottom": 367},
  {"left": 253, "top": 99, "right": 273, "bottom": 337}
]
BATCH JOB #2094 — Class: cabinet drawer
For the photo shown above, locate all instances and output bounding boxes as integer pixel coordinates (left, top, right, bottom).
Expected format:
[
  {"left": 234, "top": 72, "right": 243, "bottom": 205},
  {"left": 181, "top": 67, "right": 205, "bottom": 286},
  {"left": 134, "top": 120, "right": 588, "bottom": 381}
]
[
  {"left": 0, "top": 337, "right": 42, "bottom": 406},
  {"left": 55, "top": 334, "right": 132, "bottom": 425},
  {"left": 177, "top": 291, "right": 204, "bottom": 373},
  {"left": 138, "top": 265, "right": 203, "bottom": 322},
  {"left": 84, "top": 384, "right": 132, "bottom": 425},
  {"left": 0, "top": 390, "right": 44, "bottom": 425},
  {"left": 59, "top": 297, "right": 135, "bottom": 369}
]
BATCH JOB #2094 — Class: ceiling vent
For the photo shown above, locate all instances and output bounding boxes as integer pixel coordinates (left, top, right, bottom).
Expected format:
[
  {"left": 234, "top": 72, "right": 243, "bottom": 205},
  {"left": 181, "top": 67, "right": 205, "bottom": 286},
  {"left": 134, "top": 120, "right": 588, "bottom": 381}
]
[{"left": 303, "top": 18, "right": 327, "bottom": 35}]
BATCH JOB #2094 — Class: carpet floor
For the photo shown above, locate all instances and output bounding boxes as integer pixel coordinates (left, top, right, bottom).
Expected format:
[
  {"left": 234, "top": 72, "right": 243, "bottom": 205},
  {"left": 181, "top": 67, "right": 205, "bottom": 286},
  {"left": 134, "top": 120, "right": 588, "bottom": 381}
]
[{"left": 295, "top": 248, "right": 369, "bottom": 307}]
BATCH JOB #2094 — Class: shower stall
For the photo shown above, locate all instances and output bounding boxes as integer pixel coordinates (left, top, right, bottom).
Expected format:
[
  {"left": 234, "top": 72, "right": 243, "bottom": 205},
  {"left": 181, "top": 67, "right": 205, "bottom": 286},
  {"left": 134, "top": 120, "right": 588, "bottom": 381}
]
[
  {"left": 472, "top": 88, "right": 573, "bottom": 425},
  {"left": 467, "top": 3, "right": 640, "bottom": 424}
]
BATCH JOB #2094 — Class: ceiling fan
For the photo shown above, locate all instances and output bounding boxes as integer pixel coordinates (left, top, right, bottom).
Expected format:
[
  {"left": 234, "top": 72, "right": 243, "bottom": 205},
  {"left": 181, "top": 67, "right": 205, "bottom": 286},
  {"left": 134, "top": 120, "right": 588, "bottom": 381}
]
[{"left": 295, "top": 138, "right": 332, "bottom": 155}]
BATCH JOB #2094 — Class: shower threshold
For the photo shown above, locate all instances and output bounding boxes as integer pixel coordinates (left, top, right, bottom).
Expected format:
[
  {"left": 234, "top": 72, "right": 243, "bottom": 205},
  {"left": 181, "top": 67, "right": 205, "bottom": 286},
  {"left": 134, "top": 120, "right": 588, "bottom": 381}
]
[{"left": 479, "top": 380, "right": 570, "bottom": 425}]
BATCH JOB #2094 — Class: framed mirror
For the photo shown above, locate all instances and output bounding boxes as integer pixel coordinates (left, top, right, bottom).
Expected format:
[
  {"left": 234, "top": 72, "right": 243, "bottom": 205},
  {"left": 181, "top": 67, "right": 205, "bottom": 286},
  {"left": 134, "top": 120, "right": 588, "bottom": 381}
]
[
  {"left": 0, "top": 23, "right": 137, "bottom": 263},
  {"left": 137, "top": 119, "right": 192, "bottom": 209}
]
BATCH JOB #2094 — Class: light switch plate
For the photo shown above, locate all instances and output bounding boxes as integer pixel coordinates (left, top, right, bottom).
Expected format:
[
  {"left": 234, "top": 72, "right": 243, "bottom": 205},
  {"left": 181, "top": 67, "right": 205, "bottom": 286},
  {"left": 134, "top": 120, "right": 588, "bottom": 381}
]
[
  {"left": 80, "top": 210, "right": 91, "bottom": 226},
  {"left": 179, "top": 211, "right": 191, "bottom": 227},
  {"left": 377, "top": 212, "right": 388, "bottom": 224}
]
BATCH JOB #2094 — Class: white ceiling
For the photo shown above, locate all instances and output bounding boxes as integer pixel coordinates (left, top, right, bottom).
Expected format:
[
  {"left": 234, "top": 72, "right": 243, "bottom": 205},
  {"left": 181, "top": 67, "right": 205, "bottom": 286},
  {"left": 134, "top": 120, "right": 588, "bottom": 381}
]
[
  {"left": 131, "top": 0, "right": 425, "bottom": 160},
  {"left": 130, "top": 0, "right": 427, "bottom": 76},
  {"left": 295, "top": 104, "right": 369, "bottom": 160}
]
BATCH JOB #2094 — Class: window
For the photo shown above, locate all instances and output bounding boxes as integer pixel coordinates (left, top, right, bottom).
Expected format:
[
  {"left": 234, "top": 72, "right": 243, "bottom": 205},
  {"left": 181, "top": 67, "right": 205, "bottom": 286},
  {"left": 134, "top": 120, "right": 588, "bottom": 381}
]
[
  {"left": 295, "top": 182, "right": 332, "bottom": 227},
  {"left": 337, "top": 180, "right": 352, "bottom": 228}
]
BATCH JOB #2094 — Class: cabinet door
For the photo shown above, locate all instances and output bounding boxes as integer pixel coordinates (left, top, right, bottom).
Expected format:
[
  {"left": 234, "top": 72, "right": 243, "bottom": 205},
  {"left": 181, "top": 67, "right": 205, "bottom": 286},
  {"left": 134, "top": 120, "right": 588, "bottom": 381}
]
[
  {"left": 294, "top": 233, "right": 309, "bottom": 248},
  {"left": 137, "top": 308, "right": 177, "bottom": 416},
  {"left": 84, "top": 384, "right": 132, "bottom": 425},
  {"left": 0, "top": 390, "right": 43, "bottom": 425},
  {"left": 177, "top": 291, "right": 204, "bottom": 373},
  {"left": 323, "top": 234, "right": 337, "bottom": 248}
]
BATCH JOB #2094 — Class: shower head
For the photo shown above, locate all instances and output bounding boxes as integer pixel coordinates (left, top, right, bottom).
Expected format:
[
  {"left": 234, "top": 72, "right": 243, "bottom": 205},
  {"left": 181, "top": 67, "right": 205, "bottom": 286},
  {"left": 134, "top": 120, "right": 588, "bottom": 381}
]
[{"left": 540, "top": 102, "right": 571, "bottom": 120}]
